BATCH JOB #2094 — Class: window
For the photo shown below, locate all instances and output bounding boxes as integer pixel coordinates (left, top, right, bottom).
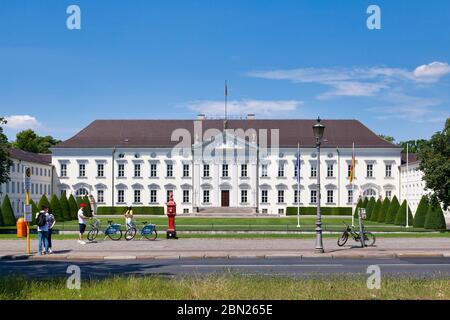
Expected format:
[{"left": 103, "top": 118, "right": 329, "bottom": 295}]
[
  {"left": 261, "top": 190, "right": 268, "bottom": 203},
  {"left": 347, "top": 164, "right": 352, "bottom": 178},
  {"left": 134, "top": 190, "right": 141, "bottom": 203},
  {"left": 278, "top": 190, "right": 285, "bottom": 203},
  {"left": 12, "top": 182, "right": 15, "bottom": 194},
  {"left": 278, "top": 163, "right": 284, "bottom": 177},
  {"left": 134, "top": 164, "right": 141, "bottom": 177},
  {"left": 261, "top": 164, "right": 268, "bottom": 177},
  {"left": 294, "top": 190, "right": 300, "bottom": 204},
  {"left": 183, "top": 190, "right": 190, "bottom": 203},
  {"left": 118, "top": 164, "right": 125, "bottom": 177},
  {"left": 39, "top": 184, "right": 42, "bottom": 194},
  {"left": 11, "top": 164, "right": 15, "bottom": 173},
  {"left": 278, "top": 208, "right": 284, "bottom": 215},
  {"left": 327, "top": 190, "right": 334, "bottom": 203},
  {"left": 39, "top": 168, "right": 42, "bottom": 176},
  {"left": 150, "top": 164, "right": 157, "bottom": 177},
  {"left": 183, "top": 208, "right": 189, "bottom": 214},
  {"left": 60, "top": 164, "right": 67, "bottom": 177},
  {"left": 327, "top": 164, "right": 334, "bottom": 177},
  {"left": 97, "top": 164, "right": 104, "bottom": 177},
  {"left": 363, "top": 188, "right": 376, "bottom": 197},
  {"left": 166, "top": 190, "right": 173, "bottom": 202},
  {"left": 79, "top": 164, "right": 86, "bottom": 177},
  {"left": 385, "top": 190, "right": 392, "bottom": 199},
  {"left": 76, "top": 188, "right": 88, "bottom": 197},
  {"left": 295, "top": 164, "right": 299, "bottom": 178},
  {"left": 97, "top": 190, "right": 104, "bottom": 203},
  {"left": 385, "top": 164, "right": 392, "bottom": 177},
  {"left": 117, "top": 190, "right": 125, "bottom": 203},
  {"left": 311, "top": 165, "right": 317, "bottom": 177},
  {"left": 166, "top": 164, "right": 173, "bottom": 177},
  {"left": 241, "top": 190, "right": 248, "bottom": 203},
  {"left": 262, "top": 208, "right": 268, "bottom": 214},
  {"left": 222, "top": 164, "right": 229, "bottom": 177},
  {"left": 183, "top": 164, "right": 190, "bottom": 177},
  {"left": 150, "top": 190, "right": 157, "bottom": 203},
  {"left": 44, "top": 184, "right": 47, "bottom": 195},
  {"left": 241, "top": 164, "right": 248, "bottom": 177},
  {"left": 367, "top": 164, "right": 373, "bottom": 177},
  {"left": 203, "top": 190, "right": 210, "bottom": 203},
  {"left": 310, "top": 190, "right": 317, "bottom": 204},
  {"left": 203, "top": 164, "right": 210, "bottom": 177},
  {"left": 348, "top": 190, "right": 353, "bottom": 204}
]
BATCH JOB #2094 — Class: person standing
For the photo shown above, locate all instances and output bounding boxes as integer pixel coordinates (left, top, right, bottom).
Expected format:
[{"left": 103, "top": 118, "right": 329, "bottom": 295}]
[
  {"left": 77, "top": 203, "right": 88, "bottom": 245},
  {"left": 35, "top": 205, "right": 49, "bottom": 255},
  {"left": 47, "top": 210, "right": 56, "bottom": 254},
  {"left": 124, "top": 206, "right": 133, "bottom": 229}
]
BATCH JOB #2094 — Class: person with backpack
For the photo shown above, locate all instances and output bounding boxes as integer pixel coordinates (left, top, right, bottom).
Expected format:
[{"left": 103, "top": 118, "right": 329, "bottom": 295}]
[
  {"left": 47, "top": 210, "right": 56, "bottom": 254},
  {"left": 35, "top": 205, "right": 49, "bottom": 255}
]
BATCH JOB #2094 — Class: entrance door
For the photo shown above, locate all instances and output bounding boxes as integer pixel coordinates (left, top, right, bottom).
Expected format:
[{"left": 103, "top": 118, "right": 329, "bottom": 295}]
[{"left": 221, "top": 190, "right": 230, "bottom": 207}]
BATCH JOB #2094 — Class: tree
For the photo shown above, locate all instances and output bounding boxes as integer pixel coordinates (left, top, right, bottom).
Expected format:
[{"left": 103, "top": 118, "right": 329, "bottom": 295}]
[
  {"left": 29, "top": 199, "right": 39, "bottom": 225},
  {"left": 379, "top": 134, "right": 396, "bottom": 143},
  {"left": 353, "top": 198, "right": 363, "bottom": 218},
  {"left": 394, "top": 200, "right": 414, "bottom": 226},
  {"left": 418, "top": 118, "right": 450, "bottom": 210},
  {"left": 1, "top": 194, "right": 16, "bottom": 226},
  {"left": 370, "top": 198, "right": 382, "bottom": 222},
  {"left": 0, "top": 118, "right": 13, "bottom": 185},
  {"left": 399, "top": 139, "right": 428, "bottom": 153},
  {"left": 12, "top": 129, "right": 61, "bottom": 154},
  {"left": 377, "top": 197, "right": 391, "bottom": 223},
  {"left": 50, "top": 195, "right": 63, "bottom": 222},
  {"left": 0, "top": 205, "right": 3, "bottom": 226},
  {"left": 365, "top": 197, "right": 376, "bottom": 220},
  {"left": 68, "top": 194, "right": 78, "bottom": 220},
  {"left": 362, "top": 197, "right": 369, "bottom": 208},
  {"left": 38, "top": 194, "right": 51, "bottom": 212},
  {"left": 59, "top": 192, "right": 71, "bottom": 221},
  {"left": 82, "top": 195, "right": 92, "bottom": 216},
  {"left": 413, "top": 196, "right": 429, "bottom": 228},
  {"left": 424, "top": 196, "right": 447, "bottom": 230},
  {"left": 385, "top": 196, "right": 400, "bottom": 224}
]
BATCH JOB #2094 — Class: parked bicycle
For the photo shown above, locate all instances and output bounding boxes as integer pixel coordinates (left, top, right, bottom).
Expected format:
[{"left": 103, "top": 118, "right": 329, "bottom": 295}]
[
  {"left": 337, "top": 222, "right": 376, "bottom": 247},
  {"left": 87, "top": 218, "right": 123, "bottom": 241},
  {"left": 125, "top": 221, "right": 157, "bottom": 241}
]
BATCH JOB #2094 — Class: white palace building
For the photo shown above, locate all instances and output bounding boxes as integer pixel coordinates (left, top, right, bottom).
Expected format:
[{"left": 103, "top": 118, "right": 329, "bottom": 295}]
[{"left": 50, "top": 117, "right": 403, "bottom": 215}]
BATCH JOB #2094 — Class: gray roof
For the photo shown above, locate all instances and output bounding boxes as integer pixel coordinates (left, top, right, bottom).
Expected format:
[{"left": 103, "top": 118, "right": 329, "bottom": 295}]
[
  {"left": 54, "top": 119, "right": 400, "bottom": 149},
  {"left": 8, "top": 149, "right": 52, "bottom": 165}
]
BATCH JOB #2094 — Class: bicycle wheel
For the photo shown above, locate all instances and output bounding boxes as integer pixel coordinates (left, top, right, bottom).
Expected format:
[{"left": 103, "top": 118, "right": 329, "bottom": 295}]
[
  {"left": 107, "top": 228, "right": 123, "bottom": 241},
  {"left": 87, "top": 228, "right": 98, "bottom": 241},
  {"left": 144, "top": 230, "right": 157, "bottom": 241},
  {"left": 363, "top": 232, "right": 376, "bottom": 246},
  {"left": 125, "top": 228, "right": 137, "bottom": 241},
  {"left": 337, "top": 231, "right": 348, "bottom": 246}
]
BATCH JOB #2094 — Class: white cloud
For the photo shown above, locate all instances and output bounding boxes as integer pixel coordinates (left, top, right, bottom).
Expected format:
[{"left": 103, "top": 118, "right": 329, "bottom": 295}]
[
  {"left": 4, "top": 115, "right": 41, "bottom": 129},
  {"left": 413, "top": 62, "right": 450, "bottom": 83},
  {"left": 185, "top": 99, "right": 302, "bottom": 117}
]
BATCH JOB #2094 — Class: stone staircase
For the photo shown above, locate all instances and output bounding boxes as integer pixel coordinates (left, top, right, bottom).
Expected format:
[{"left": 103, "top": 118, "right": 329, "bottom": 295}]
[{"left": 195, "top": 207, "right": 257, "bottom": 216}]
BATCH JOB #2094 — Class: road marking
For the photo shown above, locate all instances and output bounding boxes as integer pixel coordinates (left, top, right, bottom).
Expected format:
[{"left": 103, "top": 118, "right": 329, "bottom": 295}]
[
  {"left": 181, "top": 264, "right": 345, "bottom": 268},
  {"left": 380, "top": 264, "right": 450, "bottom": 267}
]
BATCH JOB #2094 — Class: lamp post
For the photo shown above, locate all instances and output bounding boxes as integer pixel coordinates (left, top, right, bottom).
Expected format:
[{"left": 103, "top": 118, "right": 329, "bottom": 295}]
[{"left": 313, "top": 117, "right": 325, "bottom": 253}]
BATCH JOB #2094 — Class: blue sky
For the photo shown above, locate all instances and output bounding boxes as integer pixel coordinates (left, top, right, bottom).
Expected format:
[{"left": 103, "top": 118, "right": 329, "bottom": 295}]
[{"left": 1, "top": 0, "right": 449, "bottom": 142}]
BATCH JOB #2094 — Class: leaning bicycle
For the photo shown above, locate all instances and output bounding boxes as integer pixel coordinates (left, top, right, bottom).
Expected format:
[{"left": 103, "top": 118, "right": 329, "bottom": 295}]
[
  {"left": 125, "top": 221, "right": 157, "bottom": 241},
  {"left": 337, "top": 222, "right": 375, "bottom": 247},
  {"left": 87, "top": 219, "right": 123, "bottom": 241}
]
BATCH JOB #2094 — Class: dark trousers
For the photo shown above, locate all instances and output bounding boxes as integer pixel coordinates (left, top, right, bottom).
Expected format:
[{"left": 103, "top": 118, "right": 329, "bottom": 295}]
[{"left": 48, "top": 228, "right": 53, "bottom": 249}]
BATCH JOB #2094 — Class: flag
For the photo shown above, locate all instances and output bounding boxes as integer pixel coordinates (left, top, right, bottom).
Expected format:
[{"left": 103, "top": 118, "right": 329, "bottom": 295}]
[
  {"left": 349, "top": 143, "right": 355, "bottom": 184},
  {"left": 295, "top": 149, "right": 301, "bottom": 183}
]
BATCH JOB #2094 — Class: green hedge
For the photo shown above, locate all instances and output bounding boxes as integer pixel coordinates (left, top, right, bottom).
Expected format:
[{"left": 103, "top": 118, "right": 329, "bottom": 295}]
[
  {"left": 413, "top": 196, "right": 429, "bottom": 228},
  {"left": 286, "top": 206, "right": 352, "bottom": 216},
  {"left": 96, "top": 206, "right": 165, "bottom": 215}
]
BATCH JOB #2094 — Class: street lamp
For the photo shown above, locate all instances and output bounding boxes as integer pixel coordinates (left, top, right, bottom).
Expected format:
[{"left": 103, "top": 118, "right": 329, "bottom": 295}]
[{"left": 313, "top": 117, "right": 325, "bottom": 253}]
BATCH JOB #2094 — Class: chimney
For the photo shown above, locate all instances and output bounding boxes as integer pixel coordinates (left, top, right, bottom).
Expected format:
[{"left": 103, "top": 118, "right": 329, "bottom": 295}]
[
  {"left": 197, "top": 114, "right": 206, "bottom": 120},
  {"left": 246, "top": 113, "right": 256, "bottom": 120}
]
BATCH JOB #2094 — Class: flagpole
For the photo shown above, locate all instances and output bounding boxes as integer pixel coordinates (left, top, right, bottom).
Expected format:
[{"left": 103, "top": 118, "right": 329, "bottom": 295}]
[
  {"left": 406, "top": 143, "right": 409, "bottom": 228},
  {"left": 297, "top": 142, "right": 300, "bottom": 228},
  {"left": 224, "top": 80, "right": 227, "bottom": 120},
  {"left": 351, "top": 142, "right": 355, "bottom": 227}
]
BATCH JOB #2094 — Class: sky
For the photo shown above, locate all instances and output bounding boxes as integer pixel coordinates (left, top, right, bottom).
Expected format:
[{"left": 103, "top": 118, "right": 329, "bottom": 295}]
[{"left": 0, "top": 0, "right": 449, "bottom": 142}]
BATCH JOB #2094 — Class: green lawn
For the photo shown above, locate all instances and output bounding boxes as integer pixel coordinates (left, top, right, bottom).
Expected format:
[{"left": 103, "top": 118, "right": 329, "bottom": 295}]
[{"left": 1, "top": 275, "right": 448, "bottom": 300}]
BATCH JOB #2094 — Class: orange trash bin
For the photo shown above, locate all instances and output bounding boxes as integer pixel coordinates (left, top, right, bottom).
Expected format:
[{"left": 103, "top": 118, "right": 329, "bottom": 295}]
[{"left": 16, "top": 218, "right": 27, "bottom": 238}]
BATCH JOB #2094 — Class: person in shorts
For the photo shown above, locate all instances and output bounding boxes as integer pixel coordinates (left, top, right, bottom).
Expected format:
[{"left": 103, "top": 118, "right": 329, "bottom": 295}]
[
  {"left": 77, "top": 203, "right": 88, "bottom": 245},
  {"left": 124, "top": 206, "right": 134, "bottom": 229}
]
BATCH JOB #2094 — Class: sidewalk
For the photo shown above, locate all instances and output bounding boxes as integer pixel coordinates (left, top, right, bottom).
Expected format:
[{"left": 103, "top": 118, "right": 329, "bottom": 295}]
[{"left": 1, "top": 238, "right": 449, "bottom": 261}]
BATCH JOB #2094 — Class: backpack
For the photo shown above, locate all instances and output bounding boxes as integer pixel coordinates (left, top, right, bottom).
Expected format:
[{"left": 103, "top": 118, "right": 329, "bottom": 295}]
[{"left": 36, "top": 212, "right": 47, "bottom": 227}]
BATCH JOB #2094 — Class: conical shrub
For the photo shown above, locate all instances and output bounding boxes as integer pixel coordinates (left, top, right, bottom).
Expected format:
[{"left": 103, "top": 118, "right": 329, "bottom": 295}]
[
  {"left": 38, "top": 194, "right": 51, "bottom": 212},
  {"left": 68, "top": 194, "right": 78, "bottom": 220},
  {"left": 0, "top": 205, "right": 4, "bottom": 226},
  {"left": 371, "top": 198, "right": 382, "bottom": 222},
  {"left": 424, "top": 197, "right": 447, "bottom": 230},
  {"left": 50, "top": 195, "right": 64, "bottom": 222},
  {"left": 378, "top": 197, "right": 391, "bottom": 223},
  {"left": 365, "top": 197, "right": 376, "bottom": 220},
  {"left": 59, "top": 192, "right": 71, "bottom": 221},
  {"left": 395, "top": 200, "right": 414, "bottom": 226},
  {"left": 1, "top": 195, "right": 16, "bottom": 226},
  {"left": 29, "top": 199, "right": 39, "bottom": 225},
  {"left": 385, "top": 196, "right": 400, "bottom": 224},
  {"left": 353, "top": 198, "right": 363, "bottom": 218},
  {"left": 413, "top": 196, "right": 429, "bottom": 228}
]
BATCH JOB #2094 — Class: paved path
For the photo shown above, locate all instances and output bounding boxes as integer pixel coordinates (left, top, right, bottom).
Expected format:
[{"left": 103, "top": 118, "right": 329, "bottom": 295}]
[
  {"left": 1, "top": 257, "right": 449, "bottom": 279},
  {"left": 1, "top": 238, "right": 449, "bottom": 260}
]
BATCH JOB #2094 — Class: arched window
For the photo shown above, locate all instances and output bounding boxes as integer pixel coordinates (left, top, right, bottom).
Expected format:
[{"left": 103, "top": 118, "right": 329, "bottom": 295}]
[
  {"left": 76, "top": 188, "right": 89, "bottom": 197},
  {"left": 363, "top": 188, "right": 377, "bottom": 198}
]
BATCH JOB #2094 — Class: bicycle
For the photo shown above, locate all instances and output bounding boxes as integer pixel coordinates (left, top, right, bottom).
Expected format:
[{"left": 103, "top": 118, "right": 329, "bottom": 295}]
[
  {"left": 87, "top": 219, "right": 123, "bottom": 241},
  {"left": 125, "top": 221, "right": 157, "bottom": 241},
  {"left": 337, "top": 222, "right": 376, "bottom": 247}
]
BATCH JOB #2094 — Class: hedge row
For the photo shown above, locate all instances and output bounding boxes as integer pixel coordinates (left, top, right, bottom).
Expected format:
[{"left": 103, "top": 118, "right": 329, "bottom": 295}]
[
  {"left": 286, "top": 206, "right": 352, "bottom": 216},
  {"left": 96, "top": 206, "right": 165, "bottom": 215}
]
